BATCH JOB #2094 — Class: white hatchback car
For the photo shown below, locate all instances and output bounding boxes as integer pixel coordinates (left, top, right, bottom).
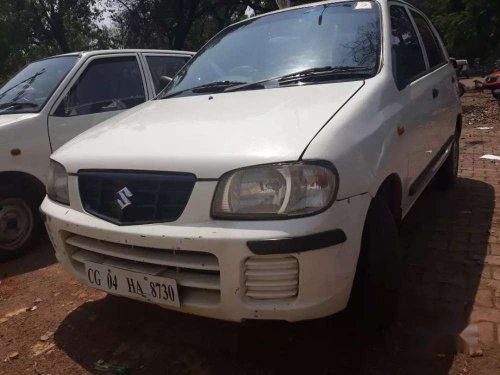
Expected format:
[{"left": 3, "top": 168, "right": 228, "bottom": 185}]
[
  {"left": 0, "top": 49, "right": 193, "bottom": 260},
  {"left": 42, "top": 0, "right": 462, "bottom": 323}
]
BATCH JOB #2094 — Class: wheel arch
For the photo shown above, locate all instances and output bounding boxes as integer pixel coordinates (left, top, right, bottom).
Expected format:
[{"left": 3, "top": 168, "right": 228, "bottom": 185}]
[
  {"left": 374, "top": 173, "right": 403, "bottom": 225},
  {"left": 0, "top": 171, "right": 46, "bottom": 204}
]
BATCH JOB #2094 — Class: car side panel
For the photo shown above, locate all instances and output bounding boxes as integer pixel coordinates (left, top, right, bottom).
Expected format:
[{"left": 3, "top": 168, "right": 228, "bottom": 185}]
[{"left": 0, "top": 114, "right": 52, "bottom": 184}]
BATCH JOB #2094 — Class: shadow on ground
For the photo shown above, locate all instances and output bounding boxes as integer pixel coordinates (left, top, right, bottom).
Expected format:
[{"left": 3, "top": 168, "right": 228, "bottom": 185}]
[
  {"left": 54, "top": 178, "right": 494, "bottom": 374},
  {"left": 0, "top": 237, "right": 56, "bottom": 279}
]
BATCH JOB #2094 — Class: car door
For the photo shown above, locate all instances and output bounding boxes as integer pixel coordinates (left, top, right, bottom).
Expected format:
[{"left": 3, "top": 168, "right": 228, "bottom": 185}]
[
  {"left": 48, "top": 54, "right": 148, "bottom": 151},
  {"left": 141, "top": 53, "right": 192, "bottom": 95},
  {"left": 409, "top": 9, "right": 457, "bottom": 148},
  {"left": 389, "top": 4, "right": 434, "bottom": 196}
]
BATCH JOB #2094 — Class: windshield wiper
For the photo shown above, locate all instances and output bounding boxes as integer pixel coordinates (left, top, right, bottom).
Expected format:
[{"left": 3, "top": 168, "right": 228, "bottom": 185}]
[
  {"left": 0, "top": 101, "right": 38, "bottom": 113},
  {"left": 163, "top": 81, "right": 247, "bottom": 99},
  {"left": 277, "top": 66, "right": 373, "bottom": 84},
  {"left": 0, "top": 70, "right": 46, "bottom": 100},
  {"left": 225, "top": 66, "right": 373, "bottom": 93}
]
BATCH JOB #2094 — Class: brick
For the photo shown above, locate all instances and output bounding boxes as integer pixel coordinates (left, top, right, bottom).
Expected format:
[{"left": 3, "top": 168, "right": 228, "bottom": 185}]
[
  {"left": 482, "top": 265, "right": 492, "bottom": 279},
  {"left": 475, "top": 289, "right": 494, "bottom": 308},
  {"left": 457, "top": 324, "right": 483, "bottom": 356},
  {"left": 471, "top": 307, "right": 500, "bottom": 323},
  {"left": 493, "top": 267, "right": 500, "bottom": 280},
  {"left": 485, "top": 255, "right": 500, "bottom": 266},
  {"left": 478, "top": 322, "right": 495, "bottom": 344},
  {"left": 490, "top": 244, "right": 500, "bottom": 255}
]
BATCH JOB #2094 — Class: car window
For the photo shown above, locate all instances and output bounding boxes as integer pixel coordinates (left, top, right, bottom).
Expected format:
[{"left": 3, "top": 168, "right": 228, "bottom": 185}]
[
  {"left": 54, "top": 56, "right": 145, "bottom": 117},
  {"left": 390, "top": 5, "right": 426, "bottom": 88},
  {"left": 0, "top": 56, "right": 78, "bottom": 115},
  {"left": 146, "top": 55, "right": 190, "bottom": 94},
  {"left": 410, "top": 11, "right": 446, "bottom": 69}
]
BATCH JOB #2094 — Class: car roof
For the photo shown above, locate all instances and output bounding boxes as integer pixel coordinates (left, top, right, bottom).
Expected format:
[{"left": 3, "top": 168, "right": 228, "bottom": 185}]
[
  {"left": 226, "top": 0, "right": 420, "bottom": 29},
  {"left": 52, "top": 49, "right": 195, "bottom": 59},
  {"left": 232, "top": 0, "right": 430, "bottom": 26}
]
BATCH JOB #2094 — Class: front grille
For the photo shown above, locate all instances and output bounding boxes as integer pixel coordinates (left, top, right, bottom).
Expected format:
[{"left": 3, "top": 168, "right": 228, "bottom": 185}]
[
  {"left": 78, "top": 170, "right": 196, "bottom": 225},
  {"left": 64, "top": 233, "right": 221, "bottom": 307},
  {"left": 245, "top": 256, "right": 299, "bottom": 300}
]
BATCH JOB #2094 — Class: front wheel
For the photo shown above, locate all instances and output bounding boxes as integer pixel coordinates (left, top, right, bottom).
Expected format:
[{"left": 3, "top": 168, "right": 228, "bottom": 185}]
[
  {"left": 0, "top": 188, "right": 41, "bottom": 261},
  {"left": 435, "top": 136, "right": 459, "bottom": 190},
  {"left": 347, "top": 196, "right": 401, "bottom": 330}
]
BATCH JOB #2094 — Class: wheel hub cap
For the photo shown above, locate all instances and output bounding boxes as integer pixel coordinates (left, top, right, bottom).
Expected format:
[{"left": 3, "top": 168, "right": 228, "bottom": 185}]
[{"left": 0, "top": 199, "right": 33, "bottom": 250}]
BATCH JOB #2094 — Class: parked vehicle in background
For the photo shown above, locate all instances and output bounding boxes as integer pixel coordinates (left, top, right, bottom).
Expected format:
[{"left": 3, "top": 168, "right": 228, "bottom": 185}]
[
  {"left": 42, "top": 0, "right": 461, "bottom": 324},
  {"left": 452, "top": 59, "right": 468, "bottom": 97},
  {"left": 483, "top": 71, "right": 500, "bottom": 99},
  {"left": 455, "top": 59, "right": 469, "bottom": 78},
  {"left": 0, "top": 49, "right": 194, "bottom": 260}
]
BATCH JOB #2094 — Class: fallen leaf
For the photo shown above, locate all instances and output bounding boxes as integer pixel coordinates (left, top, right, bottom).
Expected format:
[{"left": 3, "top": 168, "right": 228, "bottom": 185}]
[
  {"left": 28, "top": 305, "right": 38, "bottom": 312},
  {"left": 40, "top": 332, "right": 54, "bottom": 342}
]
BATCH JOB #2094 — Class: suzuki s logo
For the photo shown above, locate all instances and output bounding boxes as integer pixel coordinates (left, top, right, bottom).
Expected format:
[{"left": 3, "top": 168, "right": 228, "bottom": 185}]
[{"left": 116, "top": 187, "right": 133, "bottom": 210}]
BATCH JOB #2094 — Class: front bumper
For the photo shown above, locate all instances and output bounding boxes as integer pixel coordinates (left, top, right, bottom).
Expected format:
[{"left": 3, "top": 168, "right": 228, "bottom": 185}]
[{"left": 41, "top": 184, "right": 370, "bottom": 322}]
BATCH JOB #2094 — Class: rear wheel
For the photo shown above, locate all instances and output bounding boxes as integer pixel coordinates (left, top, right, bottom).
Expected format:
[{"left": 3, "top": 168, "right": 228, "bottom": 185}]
[
  {"left": 435, "top": 135, "right": 459, "bottom": 190},
  {"left": 0, "top": 187, "right": 41, "bottom": 261},
  {"left": 347, "top": 196, "right": 401, "bottom": 330}
]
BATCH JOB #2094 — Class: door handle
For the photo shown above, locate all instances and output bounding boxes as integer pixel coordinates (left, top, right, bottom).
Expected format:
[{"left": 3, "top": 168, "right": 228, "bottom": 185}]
[{"left": 432, "top": 88, "right": 439, "bottom": 99}]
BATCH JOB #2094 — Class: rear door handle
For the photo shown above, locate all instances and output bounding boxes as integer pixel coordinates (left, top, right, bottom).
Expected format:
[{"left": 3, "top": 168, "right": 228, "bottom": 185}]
[{"left": 432, "top": 88, "right": 439, "bottom": 99}]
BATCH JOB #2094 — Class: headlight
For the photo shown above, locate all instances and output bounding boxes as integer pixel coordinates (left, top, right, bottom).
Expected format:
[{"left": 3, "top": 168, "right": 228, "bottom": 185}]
[
  {"left": 212, "top": 161, "right": 338, "bottom": 219},
  {"left": 47, "top": 160, "right": 69, "bottom": 205}
]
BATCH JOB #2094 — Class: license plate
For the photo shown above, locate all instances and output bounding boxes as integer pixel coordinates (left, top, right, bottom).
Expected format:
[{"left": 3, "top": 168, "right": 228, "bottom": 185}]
[{"left": 84, "top": 261, "right": 180, "bottom": 308}]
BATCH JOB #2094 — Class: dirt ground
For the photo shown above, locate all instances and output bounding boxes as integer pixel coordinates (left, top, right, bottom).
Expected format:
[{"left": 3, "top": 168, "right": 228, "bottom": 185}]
[{"left": 1, "top": 88, "right": 500, "bottom": 375}]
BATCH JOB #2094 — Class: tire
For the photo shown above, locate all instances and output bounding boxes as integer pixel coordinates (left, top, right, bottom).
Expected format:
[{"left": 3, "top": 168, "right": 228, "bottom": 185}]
[
  {"left": 458, "top": 82, "right": 465, "bottom": 97},
  {"left": 435, "top": 135, "right": 459, "bottom": 190},
  {"left": 0, "top": 187, "right": 41, "bottom": 261},
  {"left": 347, "top": 196, "right": 401, "bottom": 331}
]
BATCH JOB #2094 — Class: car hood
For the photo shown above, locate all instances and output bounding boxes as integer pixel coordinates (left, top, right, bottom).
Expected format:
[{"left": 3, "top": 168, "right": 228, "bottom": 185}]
[{"left": 54, "top": 82, "right": 364, "bottom": 178}]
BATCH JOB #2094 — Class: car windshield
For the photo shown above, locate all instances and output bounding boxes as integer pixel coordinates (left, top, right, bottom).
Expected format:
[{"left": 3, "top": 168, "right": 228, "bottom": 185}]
[
  {"left": 160, "top": 1, "right": 381, "bottom": 99},
  {"left": 0, "top": 55, "right": 78, "bottom": 115}
]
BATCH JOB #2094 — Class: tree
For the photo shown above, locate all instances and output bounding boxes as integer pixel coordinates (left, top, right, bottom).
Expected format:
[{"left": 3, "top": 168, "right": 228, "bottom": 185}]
[
  {"left": 409, "top": 0, "right": 500, "bottom": 64},
  {"left": 0, "top": 0, "right": 111, "bottom": 85},
  {"left": 107, "top": 0, "right": 279, "bottom": 51}
]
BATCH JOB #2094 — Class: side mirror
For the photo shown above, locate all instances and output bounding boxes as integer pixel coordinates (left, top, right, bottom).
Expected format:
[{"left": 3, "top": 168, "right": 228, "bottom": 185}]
[
  {"left": 449, "top": 57, "right": 458, "bottom": 69},
  {"left": 159, "top": 76, "right": 172, "bottom": 89}
]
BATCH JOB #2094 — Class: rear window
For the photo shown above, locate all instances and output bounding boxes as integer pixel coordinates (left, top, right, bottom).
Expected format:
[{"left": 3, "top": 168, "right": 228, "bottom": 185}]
[
  {"left": 390, "top": 5, "right": 426, "bottom": 88},
  {"left": 410, "top": 11, "right": 446, "bottom": 69}
]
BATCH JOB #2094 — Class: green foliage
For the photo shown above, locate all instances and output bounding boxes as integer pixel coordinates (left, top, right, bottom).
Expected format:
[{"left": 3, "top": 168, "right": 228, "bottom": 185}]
[
  {"left": 1, "top": 0, "right": 499, "bottom": 86},
  {"left": 106, "top": 0, "right": 278, "bottom": 51},
  {"left": 409, "top": 0, "right": 500, "bottom": 63},
  {"left": 0, "top": 0, "right": 111, "bottom": 84}
]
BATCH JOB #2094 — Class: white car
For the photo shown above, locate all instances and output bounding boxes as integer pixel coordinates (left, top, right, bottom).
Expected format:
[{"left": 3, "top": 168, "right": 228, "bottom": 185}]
[
  {"left": 0, "top": 49, "right": 194, "bottom": 260},
  {"left": 41, "top": 0, "right": 462, "bottom": 323}
]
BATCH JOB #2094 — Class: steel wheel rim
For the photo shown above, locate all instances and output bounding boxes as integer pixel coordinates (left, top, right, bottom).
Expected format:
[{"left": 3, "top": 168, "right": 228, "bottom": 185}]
[{"left": 0, "top": 198, "right": 34, "bottom": 251}]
